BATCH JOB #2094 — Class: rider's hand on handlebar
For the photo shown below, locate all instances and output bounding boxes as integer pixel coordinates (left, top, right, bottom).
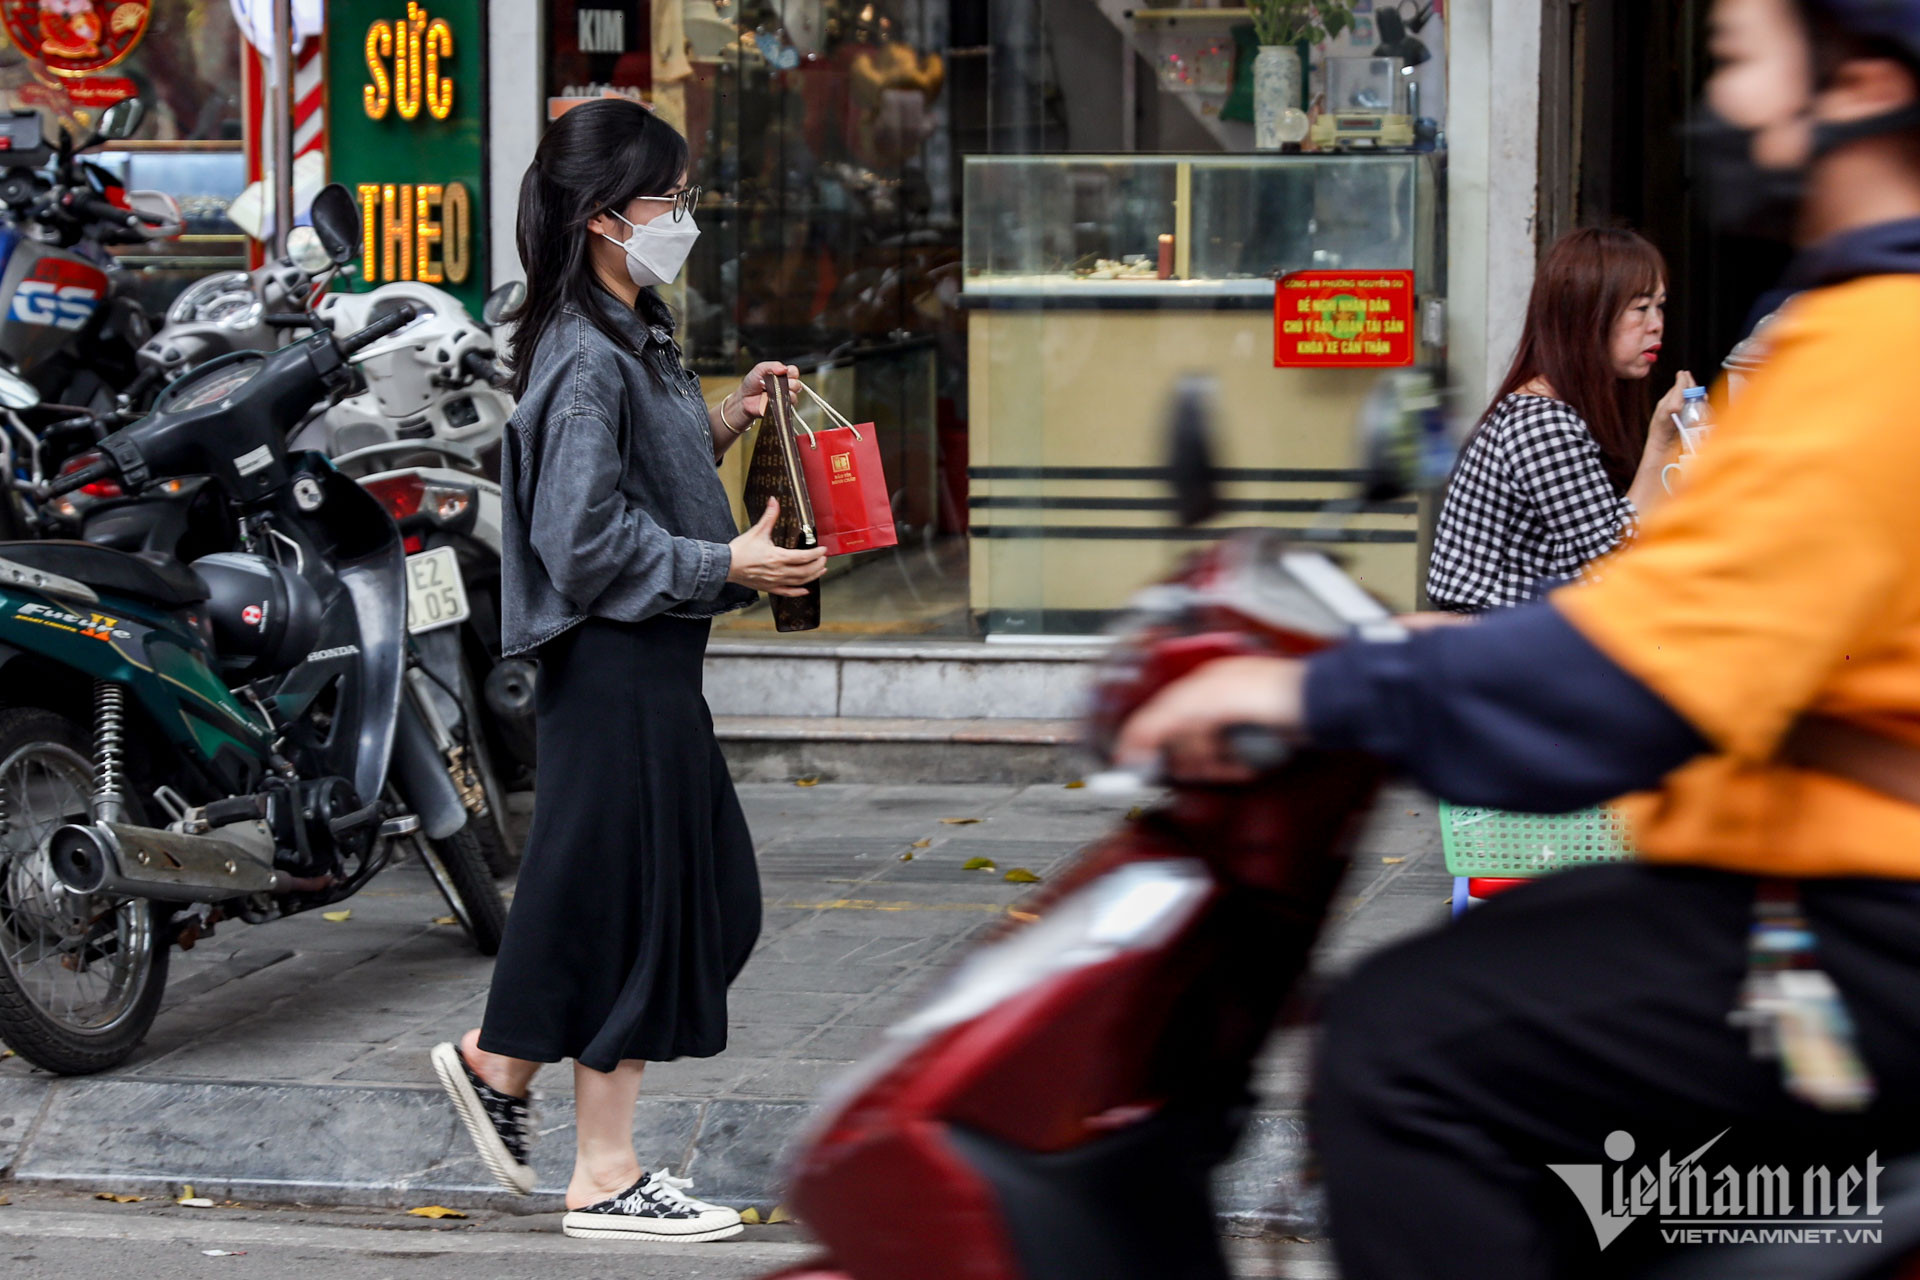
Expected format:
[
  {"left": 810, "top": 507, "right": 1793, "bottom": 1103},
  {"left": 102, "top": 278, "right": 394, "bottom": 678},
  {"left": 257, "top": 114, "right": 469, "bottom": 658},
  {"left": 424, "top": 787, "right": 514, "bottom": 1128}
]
[
  {"left": 727, "top": 497, "right": 828, "bottom": 598},
  {"left": 1114, "top": 656, "right": 1308, "bottom": 783}
]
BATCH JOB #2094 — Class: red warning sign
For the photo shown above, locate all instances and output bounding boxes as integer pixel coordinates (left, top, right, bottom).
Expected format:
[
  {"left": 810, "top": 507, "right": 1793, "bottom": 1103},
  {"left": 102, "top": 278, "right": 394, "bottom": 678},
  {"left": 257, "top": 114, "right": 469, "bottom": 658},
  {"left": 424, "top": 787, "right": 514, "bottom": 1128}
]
[{"left": 1274, "top": 270, "right": 1416, "bottom": 368}]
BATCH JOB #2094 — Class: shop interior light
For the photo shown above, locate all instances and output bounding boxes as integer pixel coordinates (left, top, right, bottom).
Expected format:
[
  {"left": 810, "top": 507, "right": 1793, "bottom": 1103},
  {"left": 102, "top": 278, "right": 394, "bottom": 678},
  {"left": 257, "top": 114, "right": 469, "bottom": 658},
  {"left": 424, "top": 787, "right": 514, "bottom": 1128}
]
[{"left": 1375, "top": 4, "right": 1433, "bottom": 69}]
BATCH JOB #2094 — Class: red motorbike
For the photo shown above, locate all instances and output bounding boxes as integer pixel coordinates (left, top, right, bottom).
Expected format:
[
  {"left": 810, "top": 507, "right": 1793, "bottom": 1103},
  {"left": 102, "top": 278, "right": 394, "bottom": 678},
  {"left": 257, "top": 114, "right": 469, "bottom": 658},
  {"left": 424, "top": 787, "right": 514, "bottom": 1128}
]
[{"left": 765, "top": 375, "right": 1410, "bottom": 1280}]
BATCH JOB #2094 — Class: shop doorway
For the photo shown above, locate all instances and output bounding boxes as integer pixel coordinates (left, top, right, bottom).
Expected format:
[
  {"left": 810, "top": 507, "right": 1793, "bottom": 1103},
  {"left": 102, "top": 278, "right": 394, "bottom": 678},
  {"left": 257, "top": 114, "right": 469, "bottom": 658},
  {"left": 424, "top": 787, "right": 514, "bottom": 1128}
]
[{"left": 1542, "top": 0, "right": 1791, "bottom": 373}]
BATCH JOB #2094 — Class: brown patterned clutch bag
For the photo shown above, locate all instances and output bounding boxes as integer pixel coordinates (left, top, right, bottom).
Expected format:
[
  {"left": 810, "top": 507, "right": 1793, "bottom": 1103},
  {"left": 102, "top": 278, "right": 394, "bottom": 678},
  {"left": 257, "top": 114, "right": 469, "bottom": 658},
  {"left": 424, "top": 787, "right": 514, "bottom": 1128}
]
[{"left": 740, "top": 369, "right": 821, "bottom": 632}]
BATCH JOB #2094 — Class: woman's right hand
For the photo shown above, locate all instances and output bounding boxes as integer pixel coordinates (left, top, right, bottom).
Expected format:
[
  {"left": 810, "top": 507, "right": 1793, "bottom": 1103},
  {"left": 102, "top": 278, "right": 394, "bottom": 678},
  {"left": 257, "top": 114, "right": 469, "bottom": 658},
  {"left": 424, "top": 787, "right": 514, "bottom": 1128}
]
[{"left": 728, "top": 498, "right": 829, "bottom": 597}]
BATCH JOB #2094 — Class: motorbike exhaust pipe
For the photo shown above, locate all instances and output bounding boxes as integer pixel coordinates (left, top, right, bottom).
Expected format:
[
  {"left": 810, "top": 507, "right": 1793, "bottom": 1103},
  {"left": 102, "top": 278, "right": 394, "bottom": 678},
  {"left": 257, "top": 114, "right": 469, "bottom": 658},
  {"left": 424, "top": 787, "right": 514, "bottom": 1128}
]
[
  {"left": 484, "top": 658, "right": 537, "bottom": 724},
  {"left": 483, "top": 658, "right": 539, "bottom": 763},
  {"left": 49, "top": 822, "right": 285, "bottom": 903}
]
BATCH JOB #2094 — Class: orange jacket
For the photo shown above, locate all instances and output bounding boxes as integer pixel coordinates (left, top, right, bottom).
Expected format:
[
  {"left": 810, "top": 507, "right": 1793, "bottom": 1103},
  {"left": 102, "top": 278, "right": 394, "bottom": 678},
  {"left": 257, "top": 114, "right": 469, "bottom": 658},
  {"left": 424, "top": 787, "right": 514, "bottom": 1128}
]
[{"left": 1556, "top": 275, "right": 1920, "bottom": 877}]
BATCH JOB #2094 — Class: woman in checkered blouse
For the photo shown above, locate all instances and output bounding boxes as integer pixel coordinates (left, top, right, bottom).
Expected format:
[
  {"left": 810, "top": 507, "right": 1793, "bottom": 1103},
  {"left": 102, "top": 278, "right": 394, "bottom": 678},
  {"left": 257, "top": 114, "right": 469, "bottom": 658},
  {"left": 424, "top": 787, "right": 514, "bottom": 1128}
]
[{"left": 1428, "top": 229, "right": 1700, "bottom": 612}]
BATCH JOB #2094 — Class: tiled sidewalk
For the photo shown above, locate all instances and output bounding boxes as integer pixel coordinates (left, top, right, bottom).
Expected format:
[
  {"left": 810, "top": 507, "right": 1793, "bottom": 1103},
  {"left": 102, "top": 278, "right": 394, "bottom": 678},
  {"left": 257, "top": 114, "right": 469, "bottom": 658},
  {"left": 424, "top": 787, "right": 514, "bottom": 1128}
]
[{"left": 0, "top": 781, "right": 1449, "bottom": 1231}]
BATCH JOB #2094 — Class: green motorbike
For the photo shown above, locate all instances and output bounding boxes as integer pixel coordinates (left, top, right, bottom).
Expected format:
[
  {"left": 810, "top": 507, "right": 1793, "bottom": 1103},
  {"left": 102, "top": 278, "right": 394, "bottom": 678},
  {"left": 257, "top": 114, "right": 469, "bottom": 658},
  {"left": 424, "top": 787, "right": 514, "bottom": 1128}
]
[{"left": 0, "top": 200, "right": 505, "bottom": 1074}]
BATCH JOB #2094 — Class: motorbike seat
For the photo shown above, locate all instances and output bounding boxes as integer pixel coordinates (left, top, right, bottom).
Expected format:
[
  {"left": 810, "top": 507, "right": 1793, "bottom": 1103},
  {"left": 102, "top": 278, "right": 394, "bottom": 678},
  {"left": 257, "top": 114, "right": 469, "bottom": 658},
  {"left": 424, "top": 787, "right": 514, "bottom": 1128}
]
[{"left": 0, "top": 540, "right": 208, "bottom": 610}]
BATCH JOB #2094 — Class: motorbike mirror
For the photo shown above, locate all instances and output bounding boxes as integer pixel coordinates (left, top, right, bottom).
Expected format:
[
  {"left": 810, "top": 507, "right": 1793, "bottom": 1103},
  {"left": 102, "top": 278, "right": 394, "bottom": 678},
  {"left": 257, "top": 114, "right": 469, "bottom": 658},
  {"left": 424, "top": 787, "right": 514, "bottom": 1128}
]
[
  {"left": 1165, "top": 376, "right": 1222, "bottom": 528},
  {"left": 308, "top": 183, "right": 361, "bottom": 266},
  {"left": 96, "top": 98, "right": 146, "bottom": 141},
  {"left": 286, "top": 226, "right": 334, "bottom": 276},
  {"left": 1356, "top": 370, "right": 1451, "bottom": 503},
  {"left": 0, "top": 365, "right": 41, "bottom": 410},
  {"left": 482, "top": 281, "right": 526, "bottom": 327}
]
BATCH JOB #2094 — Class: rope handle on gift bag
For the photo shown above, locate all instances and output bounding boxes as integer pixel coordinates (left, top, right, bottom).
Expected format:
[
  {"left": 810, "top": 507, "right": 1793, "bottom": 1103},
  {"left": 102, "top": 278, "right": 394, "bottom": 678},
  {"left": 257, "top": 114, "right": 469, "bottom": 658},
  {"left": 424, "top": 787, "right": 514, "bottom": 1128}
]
[{"left": 793, "top": 380, "right": 864, "bottom": 447}]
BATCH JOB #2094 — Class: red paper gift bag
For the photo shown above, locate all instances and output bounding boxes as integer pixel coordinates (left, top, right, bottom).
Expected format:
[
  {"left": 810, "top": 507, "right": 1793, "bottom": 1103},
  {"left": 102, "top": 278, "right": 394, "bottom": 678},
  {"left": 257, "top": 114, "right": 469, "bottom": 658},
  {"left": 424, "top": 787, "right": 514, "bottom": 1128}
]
[{"left": 793, "top": 383, "right": 899, "bottom": 556}]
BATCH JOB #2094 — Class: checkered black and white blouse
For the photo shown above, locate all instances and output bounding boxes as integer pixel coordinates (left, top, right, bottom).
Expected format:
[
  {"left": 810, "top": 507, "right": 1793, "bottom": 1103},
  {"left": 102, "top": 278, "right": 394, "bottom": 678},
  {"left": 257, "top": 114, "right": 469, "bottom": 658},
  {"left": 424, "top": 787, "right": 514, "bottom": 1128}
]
[{"left": 1426, "top": 393, "right": 1636, "bottom": 613}]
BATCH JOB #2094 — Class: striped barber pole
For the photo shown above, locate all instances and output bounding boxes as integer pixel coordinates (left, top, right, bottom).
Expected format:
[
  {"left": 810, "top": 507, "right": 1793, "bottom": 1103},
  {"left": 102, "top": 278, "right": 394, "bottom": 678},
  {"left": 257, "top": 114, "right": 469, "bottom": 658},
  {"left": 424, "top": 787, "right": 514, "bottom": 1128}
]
[
  {"left": 242, "top": 35, "right": 328, "bottom": 265},
  {"left": 292, "top": 40, "right": 327, "bottom": 157}
]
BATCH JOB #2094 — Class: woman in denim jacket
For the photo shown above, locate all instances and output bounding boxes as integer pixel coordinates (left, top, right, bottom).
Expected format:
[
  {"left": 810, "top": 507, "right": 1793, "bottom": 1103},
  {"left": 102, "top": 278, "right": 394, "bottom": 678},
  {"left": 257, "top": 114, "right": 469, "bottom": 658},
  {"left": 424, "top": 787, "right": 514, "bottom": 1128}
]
[{"left": 430, "top": 99, "right": 824, "bottom": 1244}]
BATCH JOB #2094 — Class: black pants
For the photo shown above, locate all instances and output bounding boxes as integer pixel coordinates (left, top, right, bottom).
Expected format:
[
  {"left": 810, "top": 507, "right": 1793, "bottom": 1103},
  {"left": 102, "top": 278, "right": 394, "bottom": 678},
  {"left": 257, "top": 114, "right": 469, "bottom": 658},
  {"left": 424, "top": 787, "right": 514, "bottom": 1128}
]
[{"left": 1312, "top": 863, "right": 1920, "bottom": 1278}]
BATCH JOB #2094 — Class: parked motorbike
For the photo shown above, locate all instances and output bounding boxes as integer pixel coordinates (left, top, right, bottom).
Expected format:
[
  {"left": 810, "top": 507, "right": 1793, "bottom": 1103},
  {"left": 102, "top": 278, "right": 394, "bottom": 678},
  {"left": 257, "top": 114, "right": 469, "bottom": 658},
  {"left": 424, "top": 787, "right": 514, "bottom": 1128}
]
[
  {"left": 0, "top": 211, "right": 506, "bottom": 1076},
  {"left": 0, "top": 98, "right": 180, "bottom": 416},
  {"left": 116, "top": 200, "right": 527, "bottom": 871}
]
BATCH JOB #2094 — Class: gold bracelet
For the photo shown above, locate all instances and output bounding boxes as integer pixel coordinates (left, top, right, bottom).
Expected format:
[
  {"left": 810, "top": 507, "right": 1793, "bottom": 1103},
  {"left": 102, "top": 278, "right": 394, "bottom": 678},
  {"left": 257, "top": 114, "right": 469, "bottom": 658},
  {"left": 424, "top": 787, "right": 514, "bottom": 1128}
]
[{"left": 719, "top": 391, "right": 751, "bottom": 436}]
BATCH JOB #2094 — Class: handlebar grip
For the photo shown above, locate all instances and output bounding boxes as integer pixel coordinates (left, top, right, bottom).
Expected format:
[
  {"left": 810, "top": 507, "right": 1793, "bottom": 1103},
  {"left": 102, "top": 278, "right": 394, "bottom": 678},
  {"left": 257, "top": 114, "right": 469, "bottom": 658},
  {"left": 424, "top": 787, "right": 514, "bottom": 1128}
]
[
  {"left": 78, "top": 195, "right": 138, "bottom": 228},
  {"left": 47, "top": 458, "right": 113, "bottom": 498},
  {"left": 338, "top": 304, "right": 418, "bottom": 357},
  {"left": 120, "top": 366, "right": 163, "bottom": 406},
  {"left": 1222, "top": 724, "right": 1295, "bottom": 774},
  {"left": 460, "top": 349, "right": 509, "bottom": 388}
]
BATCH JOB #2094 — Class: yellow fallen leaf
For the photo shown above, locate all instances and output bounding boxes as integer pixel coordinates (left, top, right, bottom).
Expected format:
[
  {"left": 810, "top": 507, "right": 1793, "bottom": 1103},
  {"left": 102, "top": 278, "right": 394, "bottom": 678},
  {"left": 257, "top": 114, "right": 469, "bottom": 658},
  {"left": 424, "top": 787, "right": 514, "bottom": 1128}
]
[
  {"left": 1003, "top": 868, "right": 1042, "bottom": 884},
  {"left": 95, "top": 1193, "right": 143, "bottom": 1203},
  {"left": 1063, "top": 780, "right": 1086, "bottom": 790},
  {"left": 961, "top": 857, "right": 997, "bottom": 872},
  {"left": 795, "top": 777, "right": 820, "bottom": 788},
  {"left": 1381, "top": 856, "right": 1406, "bottom": 865},
  {"left": 0, "top": 1194, "right": 9, "bottom": 1205},
  {"left": 1008, "top": 908, "right": 1039, "bottom": 923},
  {"left": 406, "top": 1205, "right": 467, "bottom": 1219},
  {"left": 1126, "top": 807, "right": 1144, "bottom": 821},
  {"left": 180, "top": 1184, "right": 195, "bottom": 1200},
  {"left": 768, "top": 1204, "right": 794, "bottom": 1224},
  {"left": 322, "top": 910, "right": 351, "bottom": 923},
  {"left": 431, "top": 915, "right": 458, "bottom": 926},
  {"left": 897, "top": 852, "right": 914, "bottom": 862},
  {"left": 739, "top": 1206, "right": 763, "bottom": 1224},
  {"left": 941, "top": 817, "right": 982, "bottom": 826},
  {"left": 910, "top": 839, "right": 931, "bottom": 849}
]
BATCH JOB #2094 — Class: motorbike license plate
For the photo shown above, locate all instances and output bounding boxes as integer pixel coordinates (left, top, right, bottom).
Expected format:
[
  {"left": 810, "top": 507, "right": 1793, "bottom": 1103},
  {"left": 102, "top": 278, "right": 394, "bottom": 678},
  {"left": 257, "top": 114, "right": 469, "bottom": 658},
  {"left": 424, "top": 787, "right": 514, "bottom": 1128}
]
[{"left": 405, "top": 546, "right": 469, "bottom": 634}]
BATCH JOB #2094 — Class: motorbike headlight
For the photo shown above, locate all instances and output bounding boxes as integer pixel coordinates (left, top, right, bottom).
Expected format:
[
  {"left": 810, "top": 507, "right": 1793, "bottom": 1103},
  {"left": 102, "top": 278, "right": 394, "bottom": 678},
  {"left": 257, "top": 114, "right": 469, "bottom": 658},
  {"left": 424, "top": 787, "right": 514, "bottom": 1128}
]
[
  {"left": 888, "top": 860, "right": 1213, "bottom": 1043},
  {"left": 166, "top": 272, "right": 263, "bottom": 331}
]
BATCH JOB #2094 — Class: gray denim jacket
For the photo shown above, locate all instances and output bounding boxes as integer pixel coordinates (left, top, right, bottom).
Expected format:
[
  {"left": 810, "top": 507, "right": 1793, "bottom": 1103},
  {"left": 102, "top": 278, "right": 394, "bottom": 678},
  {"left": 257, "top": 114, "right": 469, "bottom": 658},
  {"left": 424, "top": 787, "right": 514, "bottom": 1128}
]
[{"left": 499, "top": 289, "right": 754, "bottom": 655}]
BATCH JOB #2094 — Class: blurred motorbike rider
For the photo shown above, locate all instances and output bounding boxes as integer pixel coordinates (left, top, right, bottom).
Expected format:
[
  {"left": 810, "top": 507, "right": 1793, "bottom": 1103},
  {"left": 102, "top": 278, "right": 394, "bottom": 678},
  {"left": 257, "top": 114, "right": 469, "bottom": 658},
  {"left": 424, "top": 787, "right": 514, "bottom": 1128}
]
[{"left": 1118, "top": 1, "right": 1920, "bottom": 1275}]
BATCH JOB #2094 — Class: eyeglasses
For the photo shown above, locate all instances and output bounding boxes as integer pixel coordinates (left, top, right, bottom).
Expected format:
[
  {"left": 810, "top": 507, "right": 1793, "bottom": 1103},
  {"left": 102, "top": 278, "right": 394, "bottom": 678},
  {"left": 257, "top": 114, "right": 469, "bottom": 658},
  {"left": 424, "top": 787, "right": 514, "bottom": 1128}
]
[{"left": 633, "top": 185, "right": 702, "bottom": 223}]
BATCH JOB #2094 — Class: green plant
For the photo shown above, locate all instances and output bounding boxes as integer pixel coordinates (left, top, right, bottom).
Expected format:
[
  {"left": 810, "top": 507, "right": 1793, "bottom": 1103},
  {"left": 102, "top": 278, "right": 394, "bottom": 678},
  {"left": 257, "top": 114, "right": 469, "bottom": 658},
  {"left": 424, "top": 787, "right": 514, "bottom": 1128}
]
[{"left": 1250, "top": 0, "right": 1356, "bottom": 47}]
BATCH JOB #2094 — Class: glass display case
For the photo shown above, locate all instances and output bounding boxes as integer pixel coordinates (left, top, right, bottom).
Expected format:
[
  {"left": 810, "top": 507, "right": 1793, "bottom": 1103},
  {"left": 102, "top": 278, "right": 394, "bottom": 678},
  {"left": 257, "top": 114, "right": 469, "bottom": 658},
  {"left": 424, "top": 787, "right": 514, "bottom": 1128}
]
[
  {"left": 962, "top": 152, "right": 1443, "bottom": 635},
  {"left": 962, "top": 153, "right": 1439, "bottom": 301}
]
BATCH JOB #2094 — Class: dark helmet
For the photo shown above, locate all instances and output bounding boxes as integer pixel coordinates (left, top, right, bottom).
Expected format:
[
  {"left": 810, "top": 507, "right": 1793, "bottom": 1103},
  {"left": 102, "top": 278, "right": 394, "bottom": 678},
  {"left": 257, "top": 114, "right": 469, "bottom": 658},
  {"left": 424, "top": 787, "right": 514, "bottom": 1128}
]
[{"left": 1804, "top": 0, "right": 1920, "bottom": 65}]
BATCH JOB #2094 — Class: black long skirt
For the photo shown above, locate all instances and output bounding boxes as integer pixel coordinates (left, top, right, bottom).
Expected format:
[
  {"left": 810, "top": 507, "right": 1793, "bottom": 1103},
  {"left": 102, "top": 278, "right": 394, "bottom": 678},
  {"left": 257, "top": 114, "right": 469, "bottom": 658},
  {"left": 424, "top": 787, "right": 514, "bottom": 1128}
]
[{"left": 476, "top": 614, "right": 760, "bottom": 1073}]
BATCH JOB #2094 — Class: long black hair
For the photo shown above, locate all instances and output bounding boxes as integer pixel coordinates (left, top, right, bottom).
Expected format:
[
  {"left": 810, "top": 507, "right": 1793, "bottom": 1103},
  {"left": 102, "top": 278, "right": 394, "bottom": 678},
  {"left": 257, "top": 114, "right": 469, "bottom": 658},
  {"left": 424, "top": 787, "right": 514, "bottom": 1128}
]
[{"left": 503, "top": 99, "right": 690, "bottom": 398}]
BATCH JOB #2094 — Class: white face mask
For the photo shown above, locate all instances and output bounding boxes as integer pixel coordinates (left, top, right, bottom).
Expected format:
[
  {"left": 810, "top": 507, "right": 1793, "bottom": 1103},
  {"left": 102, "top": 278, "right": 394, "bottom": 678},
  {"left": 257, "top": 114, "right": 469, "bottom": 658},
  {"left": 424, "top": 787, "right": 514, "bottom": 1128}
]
[{"left": 601, "top": 209, "right": 700, "bottom": 288}]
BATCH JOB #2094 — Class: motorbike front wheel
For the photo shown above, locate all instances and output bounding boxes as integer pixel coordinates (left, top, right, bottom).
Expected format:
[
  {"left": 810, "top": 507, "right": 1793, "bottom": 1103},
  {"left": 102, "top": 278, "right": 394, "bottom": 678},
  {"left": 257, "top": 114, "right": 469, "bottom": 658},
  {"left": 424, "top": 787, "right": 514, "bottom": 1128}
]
[
  {"left": 418, "top": 822, "right": 507, "bottom": 956},
  {"left": 0, "top": 706, "right": 168, "bottom": 1074}
]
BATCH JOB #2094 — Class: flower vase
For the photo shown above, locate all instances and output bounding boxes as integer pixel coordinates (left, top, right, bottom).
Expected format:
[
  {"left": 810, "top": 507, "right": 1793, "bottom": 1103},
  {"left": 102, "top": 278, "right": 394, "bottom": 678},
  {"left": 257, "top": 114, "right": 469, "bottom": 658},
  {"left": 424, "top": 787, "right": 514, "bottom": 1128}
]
[{"left": 1253, "top": 44, "right": 1302, "bottom": 150}]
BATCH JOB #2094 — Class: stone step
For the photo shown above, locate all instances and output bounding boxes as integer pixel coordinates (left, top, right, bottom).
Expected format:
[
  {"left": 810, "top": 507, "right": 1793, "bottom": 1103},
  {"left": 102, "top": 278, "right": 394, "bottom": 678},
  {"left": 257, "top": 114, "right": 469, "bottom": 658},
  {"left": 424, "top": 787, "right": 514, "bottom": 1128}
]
[
  {"left": 704, "top": 639, "right": 1106, "bottom": 722},
  {"left": 716, "top": 715, "right": 1084, "bottom": 785}
]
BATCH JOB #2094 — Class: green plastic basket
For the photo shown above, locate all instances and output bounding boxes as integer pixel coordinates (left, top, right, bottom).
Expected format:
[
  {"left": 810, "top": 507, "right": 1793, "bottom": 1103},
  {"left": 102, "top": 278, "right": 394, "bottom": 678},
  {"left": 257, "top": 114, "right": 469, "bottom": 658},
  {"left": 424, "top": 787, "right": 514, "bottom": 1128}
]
[{"left": 1440, "top": 802, "right": 1634, "bottom": 878}]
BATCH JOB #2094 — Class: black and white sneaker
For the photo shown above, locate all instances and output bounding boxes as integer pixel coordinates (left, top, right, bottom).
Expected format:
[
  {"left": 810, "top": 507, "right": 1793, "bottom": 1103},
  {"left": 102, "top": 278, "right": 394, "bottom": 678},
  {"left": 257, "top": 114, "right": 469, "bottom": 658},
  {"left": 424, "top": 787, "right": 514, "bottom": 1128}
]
[
  {"left": 563, "top": 1170, "right": 743, "bottom": 1242},
  {"left": 430, "top": 1041, "right": 534, "bottom": 1195}
]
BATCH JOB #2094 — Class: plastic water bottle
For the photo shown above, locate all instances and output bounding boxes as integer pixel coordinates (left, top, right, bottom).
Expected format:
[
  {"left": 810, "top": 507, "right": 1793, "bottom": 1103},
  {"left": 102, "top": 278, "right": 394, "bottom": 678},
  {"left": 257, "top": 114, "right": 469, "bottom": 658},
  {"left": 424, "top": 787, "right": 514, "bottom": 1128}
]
[{"left": 1676, "top": 385, "right": 1713, "bottom": 454}]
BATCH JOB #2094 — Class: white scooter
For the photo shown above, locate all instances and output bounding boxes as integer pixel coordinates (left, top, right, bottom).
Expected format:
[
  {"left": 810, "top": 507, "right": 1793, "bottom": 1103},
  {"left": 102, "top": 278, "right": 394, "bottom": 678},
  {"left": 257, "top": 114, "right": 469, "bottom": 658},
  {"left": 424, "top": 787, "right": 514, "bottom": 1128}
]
[{"left": 290, "top": 279, "right": 529, "bottom": 876}]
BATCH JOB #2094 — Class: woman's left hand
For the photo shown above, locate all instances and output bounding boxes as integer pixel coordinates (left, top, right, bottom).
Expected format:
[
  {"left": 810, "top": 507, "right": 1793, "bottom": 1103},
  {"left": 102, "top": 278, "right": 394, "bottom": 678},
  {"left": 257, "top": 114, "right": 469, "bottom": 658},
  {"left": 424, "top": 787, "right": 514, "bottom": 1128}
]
[
  {"left": 735, "top": 362, "right": 802, "bottom": 424},
  {"left": 1114, "top": 656, "right": 1308, "bottom": 782},
  {"left": 1648, "top": 370, "right": 1697, "bottom": 456}
]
